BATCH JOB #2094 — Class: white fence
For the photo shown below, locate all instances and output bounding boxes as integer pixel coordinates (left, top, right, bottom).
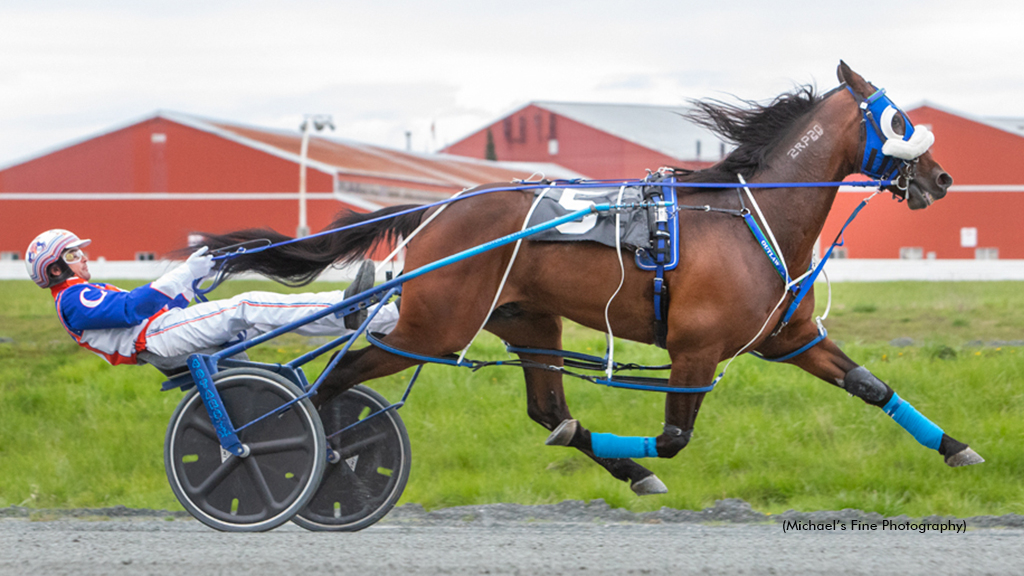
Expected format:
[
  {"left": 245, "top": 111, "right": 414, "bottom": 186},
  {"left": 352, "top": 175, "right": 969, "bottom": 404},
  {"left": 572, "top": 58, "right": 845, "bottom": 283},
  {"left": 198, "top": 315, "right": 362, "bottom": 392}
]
[{"left": 3, "top": 259, "right": 1024, "bottom": 283}]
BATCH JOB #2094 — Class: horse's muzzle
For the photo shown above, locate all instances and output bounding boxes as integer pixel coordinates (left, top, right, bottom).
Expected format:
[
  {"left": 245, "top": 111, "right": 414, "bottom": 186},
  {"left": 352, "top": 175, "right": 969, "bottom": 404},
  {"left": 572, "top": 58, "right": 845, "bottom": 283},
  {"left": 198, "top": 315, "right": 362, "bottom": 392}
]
[{"left": 906, "top": 170, "right": 952, "bottom": 210}]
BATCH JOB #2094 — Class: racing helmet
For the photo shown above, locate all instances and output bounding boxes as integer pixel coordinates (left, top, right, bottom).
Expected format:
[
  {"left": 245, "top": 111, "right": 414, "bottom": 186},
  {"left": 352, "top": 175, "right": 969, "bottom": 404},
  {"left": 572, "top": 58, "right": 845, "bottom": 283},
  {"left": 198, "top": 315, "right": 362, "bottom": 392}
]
[{"left": 25, "top": 229, "right": 92, "bottom": 288}]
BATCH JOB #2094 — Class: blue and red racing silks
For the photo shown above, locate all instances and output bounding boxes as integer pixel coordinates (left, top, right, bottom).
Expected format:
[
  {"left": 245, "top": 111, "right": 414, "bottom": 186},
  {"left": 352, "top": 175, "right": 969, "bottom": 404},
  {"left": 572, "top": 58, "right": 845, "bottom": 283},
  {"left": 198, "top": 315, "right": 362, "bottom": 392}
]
[{"left": 51, "top": 278, "right": 190, "bottom": 365}]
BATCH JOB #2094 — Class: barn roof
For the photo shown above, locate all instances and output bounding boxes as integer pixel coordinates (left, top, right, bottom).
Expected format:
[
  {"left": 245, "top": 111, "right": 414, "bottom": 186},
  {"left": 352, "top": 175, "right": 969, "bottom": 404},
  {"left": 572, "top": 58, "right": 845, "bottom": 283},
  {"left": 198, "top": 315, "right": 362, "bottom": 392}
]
[
  {"left": 0, "top": 111, "right": 582, "bottom": 206},
  {"left": 515, "top": 101, "right": 731, "bottom": 161},
  {"left": 163, "top": 112, "right": 583, "bottom": 196}
]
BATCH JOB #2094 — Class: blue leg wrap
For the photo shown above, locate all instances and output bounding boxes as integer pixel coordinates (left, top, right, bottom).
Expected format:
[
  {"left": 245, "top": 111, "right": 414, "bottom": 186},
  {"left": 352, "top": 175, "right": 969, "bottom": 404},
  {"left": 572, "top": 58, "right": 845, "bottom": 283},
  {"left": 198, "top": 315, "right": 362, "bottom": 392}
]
[
  {"left": 590, "top": 433, "right": 659, "bottom": 459},
  {"left": 883, "top": 392, "right": 944, "bottom": 450}
]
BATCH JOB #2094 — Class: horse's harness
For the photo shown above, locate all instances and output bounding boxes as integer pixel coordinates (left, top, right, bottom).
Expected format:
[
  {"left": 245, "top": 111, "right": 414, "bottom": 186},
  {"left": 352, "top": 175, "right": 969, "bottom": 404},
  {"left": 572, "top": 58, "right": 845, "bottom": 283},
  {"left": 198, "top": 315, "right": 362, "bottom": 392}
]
[
  {"left": 637, "top": 84, "right": 933, "bottom": 362},
  {"left": 633, "top": 174, "right": 831, "bottom": 359}
]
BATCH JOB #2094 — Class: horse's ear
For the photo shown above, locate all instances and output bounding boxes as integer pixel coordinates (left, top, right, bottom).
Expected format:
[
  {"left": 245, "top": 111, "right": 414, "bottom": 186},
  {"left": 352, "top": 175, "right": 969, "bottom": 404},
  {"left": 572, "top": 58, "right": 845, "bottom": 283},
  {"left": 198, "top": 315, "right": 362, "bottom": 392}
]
[
  {"left": 837, "top": 60, "right": 850, "bottom": 83},
  {"left": 837, "top": 60, "right": 873, "bottom": 98}
]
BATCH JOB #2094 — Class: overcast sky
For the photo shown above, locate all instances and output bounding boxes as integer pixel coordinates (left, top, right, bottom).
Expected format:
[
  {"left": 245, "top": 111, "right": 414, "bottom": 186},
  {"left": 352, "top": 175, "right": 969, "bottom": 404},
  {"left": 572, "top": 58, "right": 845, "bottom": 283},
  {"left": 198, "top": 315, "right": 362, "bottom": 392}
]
[{"left": 1, "top": 0, "right": 1021, "bottom": 167}]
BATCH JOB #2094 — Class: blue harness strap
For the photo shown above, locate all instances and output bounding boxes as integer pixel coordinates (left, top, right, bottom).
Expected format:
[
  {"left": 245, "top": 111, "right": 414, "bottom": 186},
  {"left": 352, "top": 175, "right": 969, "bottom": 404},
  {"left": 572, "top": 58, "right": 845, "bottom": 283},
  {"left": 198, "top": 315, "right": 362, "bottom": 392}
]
[
  {"left": 634, "top": 177, "right": 679, "bottom": 328},
  {"left": 751, "top": 325, "right": 828, "bottom": 363},
  {"left": 779, "top": 193, "right": 875, "bottom": 327},
  {"left": 743, "top": 212, "right": 791, "bottom": 287}
]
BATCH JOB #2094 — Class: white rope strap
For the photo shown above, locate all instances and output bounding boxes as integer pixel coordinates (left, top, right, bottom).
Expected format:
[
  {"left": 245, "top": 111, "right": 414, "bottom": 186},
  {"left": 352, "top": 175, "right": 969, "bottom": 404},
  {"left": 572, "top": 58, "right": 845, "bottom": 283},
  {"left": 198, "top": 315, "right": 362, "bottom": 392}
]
[
  {"left": 457, "top": 187, "right": 553, "bottom": 363},
  {"left": 602, "top": 186, "right": 628, "bottom": 378}
]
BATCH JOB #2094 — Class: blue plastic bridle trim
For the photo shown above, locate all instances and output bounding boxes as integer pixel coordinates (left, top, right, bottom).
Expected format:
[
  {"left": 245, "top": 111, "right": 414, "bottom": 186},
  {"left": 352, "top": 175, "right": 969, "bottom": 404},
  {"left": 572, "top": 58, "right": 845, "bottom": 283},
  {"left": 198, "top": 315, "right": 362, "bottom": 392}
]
[
  {"left": 846, "top": 85, "right": 919, "bottom": 181},
  {"left": 743, "top": 212, "right": 792, "bottom": 287}
]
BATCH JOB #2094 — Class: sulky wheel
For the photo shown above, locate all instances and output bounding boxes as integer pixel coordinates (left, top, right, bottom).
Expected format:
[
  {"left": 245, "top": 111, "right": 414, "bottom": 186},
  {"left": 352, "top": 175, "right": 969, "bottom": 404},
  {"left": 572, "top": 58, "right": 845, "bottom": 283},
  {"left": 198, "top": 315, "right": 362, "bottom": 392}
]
[
  {"left": 292, "top": 385, "right": 411, "bottom": 531},
  {"left": 164, "top": 368, "right": 326, "bottom": 532}
]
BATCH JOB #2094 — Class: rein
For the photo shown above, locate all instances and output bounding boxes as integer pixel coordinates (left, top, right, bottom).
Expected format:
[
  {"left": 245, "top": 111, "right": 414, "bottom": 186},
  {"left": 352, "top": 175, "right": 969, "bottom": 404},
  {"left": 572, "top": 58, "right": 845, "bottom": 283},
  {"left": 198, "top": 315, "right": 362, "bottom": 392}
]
[
  {"left": 204, "top": 177, "right": 894, "bottom": 265},
  {"left": 193, "top": 176, "right": 895, "bottom": 300}
]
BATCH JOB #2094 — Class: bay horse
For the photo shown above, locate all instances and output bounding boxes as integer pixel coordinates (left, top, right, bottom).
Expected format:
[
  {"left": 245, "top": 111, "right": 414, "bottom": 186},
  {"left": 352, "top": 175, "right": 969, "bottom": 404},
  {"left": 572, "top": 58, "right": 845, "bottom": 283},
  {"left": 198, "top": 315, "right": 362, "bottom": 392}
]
[{"left": 197, "top": 62, "right": 982, "bottom": 495}]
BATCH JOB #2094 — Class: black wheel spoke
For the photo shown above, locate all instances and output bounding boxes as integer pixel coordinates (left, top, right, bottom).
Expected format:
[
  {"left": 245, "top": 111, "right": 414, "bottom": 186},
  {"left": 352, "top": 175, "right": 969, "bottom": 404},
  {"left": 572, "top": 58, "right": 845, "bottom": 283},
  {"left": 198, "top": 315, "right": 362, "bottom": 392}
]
[
  {"left": 245, "top": 456, "right": 284, "bottom": 513},
  {"left": 334, "top": 431, "right": 389, "bottom": 459},
  {"left": 192, "top": 457, "right": 242, "bottom": 498},
  {"left": 185, "top": 412, "right": 219, "bottom": 441},
  {"left": 247, "top": 433, "right": 311, "bottom": 456}
]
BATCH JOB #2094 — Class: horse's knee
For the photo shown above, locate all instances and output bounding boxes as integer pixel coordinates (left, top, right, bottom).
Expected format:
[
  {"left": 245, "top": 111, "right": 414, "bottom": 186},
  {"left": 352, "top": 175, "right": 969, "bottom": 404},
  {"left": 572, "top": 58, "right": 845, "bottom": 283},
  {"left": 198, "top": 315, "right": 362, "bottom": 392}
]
[
  {"left": 839, "top": 366, "right": 893, "bottom": 407},
  {"left": 655, "top": 425, "right": 693, "bottom": 458}
]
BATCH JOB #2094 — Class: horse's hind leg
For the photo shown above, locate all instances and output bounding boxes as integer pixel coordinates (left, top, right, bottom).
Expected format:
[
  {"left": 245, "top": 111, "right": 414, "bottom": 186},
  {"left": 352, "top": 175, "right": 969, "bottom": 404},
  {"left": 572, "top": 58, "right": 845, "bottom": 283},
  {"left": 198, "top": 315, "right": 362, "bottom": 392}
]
[
  {"left": 485, "top": 308, "right": 666, "bottom": 495},
  {"left": 786, "top": 336, "right": 983, "bottom": 467}
]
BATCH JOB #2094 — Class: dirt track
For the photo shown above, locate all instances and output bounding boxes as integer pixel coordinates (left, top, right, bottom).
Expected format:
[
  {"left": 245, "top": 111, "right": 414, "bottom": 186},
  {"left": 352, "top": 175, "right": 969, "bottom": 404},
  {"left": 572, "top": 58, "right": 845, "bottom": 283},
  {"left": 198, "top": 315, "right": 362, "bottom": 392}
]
[{"left": 3, "top": 500, "right": 1024, "bottom": 575}]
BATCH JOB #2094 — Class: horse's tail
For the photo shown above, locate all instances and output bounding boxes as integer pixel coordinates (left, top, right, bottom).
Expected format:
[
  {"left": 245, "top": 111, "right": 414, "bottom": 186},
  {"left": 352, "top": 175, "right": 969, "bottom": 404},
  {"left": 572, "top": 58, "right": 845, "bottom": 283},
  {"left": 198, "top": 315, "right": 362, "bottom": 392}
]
[{"left": 192, "top": 205, "right": 425, "bottom": 286}]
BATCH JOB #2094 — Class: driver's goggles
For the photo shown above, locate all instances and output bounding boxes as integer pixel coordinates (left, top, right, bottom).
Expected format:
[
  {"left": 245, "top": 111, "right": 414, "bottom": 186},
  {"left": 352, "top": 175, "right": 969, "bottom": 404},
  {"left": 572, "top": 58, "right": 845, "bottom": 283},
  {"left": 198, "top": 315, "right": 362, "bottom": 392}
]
[{"left": 62, "top": 248, "right": 85, "bottom": 264}]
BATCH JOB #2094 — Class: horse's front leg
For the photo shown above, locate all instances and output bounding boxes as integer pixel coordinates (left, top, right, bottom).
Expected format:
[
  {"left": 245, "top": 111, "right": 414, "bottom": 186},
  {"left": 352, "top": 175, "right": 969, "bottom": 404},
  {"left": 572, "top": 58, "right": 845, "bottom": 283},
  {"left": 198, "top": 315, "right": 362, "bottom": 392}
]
[
  {"left": 784, "top": 335, "right": 983, "bottom": 467},
  {"left": 485, "top": 308, "right": 665, "bottom": 495}
]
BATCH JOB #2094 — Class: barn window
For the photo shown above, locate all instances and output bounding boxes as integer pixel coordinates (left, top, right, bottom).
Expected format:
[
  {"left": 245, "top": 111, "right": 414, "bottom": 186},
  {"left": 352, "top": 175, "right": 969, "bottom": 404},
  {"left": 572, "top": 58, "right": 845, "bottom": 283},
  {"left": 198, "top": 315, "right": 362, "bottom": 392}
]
[
  {"left": 136, "top": 252, "right": 156, "bottom": 261},
  {"left": 503, "top": 118, "right": 513, "bottom": 142},
  {"left": 548, "top": 114, "right": 557, "bottom": 140},
  {"left": 899, "top": 247, "right": 924, "bottom": 260},
  {"left": 975, "top": 247, "right": 999, "bottom": 260},
  {"left": 831, "top": 247, "right": 848, "bottom": 259},
  {"left": 151, "top": 133, "right": 167, "bottom": 143},
  {"left": 0, "top": 251, "right": 20, "bottom": 261}
]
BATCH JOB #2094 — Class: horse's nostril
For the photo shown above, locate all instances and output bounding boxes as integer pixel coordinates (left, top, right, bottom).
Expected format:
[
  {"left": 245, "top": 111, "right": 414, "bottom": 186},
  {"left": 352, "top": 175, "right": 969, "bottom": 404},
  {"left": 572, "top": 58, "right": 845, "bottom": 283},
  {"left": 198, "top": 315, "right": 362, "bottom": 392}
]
[{"left": 936, "top": 172, "right": 953, "bottom": 189}]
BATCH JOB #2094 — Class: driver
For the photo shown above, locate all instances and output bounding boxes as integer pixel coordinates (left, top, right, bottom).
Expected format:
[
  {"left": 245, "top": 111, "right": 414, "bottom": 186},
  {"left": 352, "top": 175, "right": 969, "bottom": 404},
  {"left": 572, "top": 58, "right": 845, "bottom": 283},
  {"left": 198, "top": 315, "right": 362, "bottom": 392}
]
[{"left": 25, "top": 229, "right": 397, "bottom": 368}]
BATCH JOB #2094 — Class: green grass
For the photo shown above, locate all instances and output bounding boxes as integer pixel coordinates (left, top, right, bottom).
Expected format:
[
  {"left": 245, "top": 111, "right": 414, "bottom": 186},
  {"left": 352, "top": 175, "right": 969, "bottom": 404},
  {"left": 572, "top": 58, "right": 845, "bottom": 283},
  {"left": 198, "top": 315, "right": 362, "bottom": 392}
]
[{"left": 1, "top": 279, "right": 1022, "bottom": 517}]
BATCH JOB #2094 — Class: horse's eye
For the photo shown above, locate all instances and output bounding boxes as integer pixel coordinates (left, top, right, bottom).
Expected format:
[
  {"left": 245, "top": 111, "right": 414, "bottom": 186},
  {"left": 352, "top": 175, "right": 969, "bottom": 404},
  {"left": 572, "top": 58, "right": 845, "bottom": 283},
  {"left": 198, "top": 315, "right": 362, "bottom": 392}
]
[{"left": 890, "top": 113, "right": 906, "bottom": 137}]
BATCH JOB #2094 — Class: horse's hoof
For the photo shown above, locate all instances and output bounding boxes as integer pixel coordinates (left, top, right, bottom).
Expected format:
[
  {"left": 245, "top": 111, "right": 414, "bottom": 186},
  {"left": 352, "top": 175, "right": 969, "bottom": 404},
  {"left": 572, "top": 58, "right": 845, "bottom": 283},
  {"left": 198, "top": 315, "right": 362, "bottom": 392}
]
[
  {"left": 945, "top": 447, "right": 985, "bottom": 467},
  {"left": 545, "top": 419, "right": 578, "bottom": 446},
  {"left": 630, "top": 475, "right": 668, "bottom": 496}
]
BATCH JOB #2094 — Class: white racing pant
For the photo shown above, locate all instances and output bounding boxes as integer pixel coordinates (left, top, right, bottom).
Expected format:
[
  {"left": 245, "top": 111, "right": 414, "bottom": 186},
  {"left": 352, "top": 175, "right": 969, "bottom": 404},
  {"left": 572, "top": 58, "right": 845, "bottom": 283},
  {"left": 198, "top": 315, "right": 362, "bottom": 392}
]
[{"left": 143, "top": 290, "right": 399, "bottom": 359}]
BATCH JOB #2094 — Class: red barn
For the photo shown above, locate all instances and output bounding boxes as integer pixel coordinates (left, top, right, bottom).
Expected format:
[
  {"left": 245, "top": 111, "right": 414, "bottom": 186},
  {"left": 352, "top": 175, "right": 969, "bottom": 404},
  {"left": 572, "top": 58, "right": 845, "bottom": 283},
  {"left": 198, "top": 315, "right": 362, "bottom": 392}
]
[
  {"left": 442, "top": 102, "right": 728, "bottom": 179},
  {"left": 0, "top": 112, "right": 581, "bottom": 262}
]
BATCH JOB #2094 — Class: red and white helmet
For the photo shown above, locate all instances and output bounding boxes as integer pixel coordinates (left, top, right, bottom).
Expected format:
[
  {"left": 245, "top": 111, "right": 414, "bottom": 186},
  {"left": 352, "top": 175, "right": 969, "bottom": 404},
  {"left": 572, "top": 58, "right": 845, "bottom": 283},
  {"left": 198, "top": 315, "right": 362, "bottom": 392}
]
[{"left": 25, "top": 229, "right": 92, "bottom": 288}]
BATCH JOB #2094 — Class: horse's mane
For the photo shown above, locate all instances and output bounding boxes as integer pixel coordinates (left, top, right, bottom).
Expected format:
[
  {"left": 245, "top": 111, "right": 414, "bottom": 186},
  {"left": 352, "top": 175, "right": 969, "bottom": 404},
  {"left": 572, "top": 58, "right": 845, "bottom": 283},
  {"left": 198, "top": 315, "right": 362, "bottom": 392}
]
[{"left": 683, "top": 85, "right": 822, "bottom": 182}]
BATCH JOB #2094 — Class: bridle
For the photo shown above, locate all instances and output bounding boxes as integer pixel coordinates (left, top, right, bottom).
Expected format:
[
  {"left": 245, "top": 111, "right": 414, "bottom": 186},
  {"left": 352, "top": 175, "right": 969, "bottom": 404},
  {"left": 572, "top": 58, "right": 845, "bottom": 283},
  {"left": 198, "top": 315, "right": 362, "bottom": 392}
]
[{"left": 844, "top": 84, "right": 934, "bottom": 198}]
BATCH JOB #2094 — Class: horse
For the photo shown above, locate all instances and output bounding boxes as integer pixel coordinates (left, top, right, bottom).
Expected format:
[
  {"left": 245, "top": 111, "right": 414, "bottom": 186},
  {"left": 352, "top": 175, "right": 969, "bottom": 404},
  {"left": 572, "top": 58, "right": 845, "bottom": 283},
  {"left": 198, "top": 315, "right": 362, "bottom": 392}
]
[{"left": 195, "top": 61, "right": 982, "bottom": 495}]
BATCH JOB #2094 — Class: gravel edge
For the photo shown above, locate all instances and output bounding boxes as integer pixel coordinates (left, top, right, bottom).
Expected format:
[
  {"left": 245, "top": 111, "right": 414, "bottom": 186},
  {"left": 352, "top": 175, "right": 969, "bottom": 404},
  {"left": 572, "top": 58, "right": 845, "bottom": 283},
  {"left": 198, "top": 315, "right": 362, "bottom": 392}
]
[{"left": 3, "top": 499, "right": 1023, "bottom": 528}]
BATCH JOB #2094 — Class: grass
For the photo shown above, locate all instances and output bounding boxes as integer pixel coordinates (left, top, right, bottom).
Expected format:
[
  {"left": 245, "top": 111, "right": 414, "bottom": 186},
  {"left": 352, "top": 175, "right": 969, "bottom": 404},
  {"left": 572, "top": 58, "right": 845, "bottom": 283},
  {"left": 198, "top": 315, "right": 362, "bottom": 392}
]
[{"left": 0, "top": 279, "right": 1022, "bottom": 517}]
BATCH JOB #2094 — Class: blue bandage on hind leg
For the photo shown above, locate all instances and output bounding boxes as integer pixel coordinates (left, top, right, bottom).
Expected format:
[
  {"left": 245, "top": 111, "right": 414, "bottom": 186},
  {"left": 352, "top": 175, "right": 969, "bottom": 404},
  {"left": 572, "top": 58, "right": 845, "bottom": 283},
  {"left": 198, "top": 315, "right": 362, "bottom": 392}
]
[
  {"left": 883, "top": 392, "right": 944, "bottom": 450},
  {"left": 590, "top": 433, "right": 659, "bottom": 458}
]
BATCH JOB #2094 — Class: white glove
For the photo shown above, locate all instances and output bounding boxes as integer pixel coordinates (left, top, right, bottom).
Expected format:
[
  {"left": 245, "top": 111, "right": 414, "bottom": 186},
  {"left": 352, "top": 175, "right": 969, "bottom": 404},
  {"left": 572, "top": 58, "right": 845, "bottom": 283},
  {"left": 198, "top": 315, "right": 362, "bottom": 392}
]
[
  {"left": 151, "top": 247, "right": 215, "bottom": 298},
  {"left": 186, "top": 246, "right": 215, "bottom": 280}
]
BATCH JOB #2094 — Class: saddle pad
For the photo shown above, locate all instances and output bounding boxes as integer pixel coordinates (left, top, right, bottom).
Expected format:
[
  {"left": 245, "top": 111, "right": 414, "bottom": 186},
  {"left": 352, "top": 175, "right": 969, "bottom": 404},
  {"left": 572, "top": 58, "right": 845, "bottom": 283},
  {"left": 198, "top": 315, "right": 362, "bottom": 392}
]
[{"left": 525, "top": 186, "right": 651, "bottom": 251}]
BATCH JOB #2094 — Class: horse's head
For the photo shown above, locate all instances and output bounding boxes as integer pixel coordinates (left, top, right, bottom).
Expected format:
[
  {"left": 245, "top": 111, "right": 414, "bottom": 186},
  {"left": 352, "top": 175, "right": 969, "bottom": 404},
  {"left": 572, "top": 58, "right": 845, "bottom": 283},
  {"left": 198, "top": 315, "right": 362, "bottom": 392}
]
[{"left": 837, "top": 61, "right": 952, "bottom": 210}]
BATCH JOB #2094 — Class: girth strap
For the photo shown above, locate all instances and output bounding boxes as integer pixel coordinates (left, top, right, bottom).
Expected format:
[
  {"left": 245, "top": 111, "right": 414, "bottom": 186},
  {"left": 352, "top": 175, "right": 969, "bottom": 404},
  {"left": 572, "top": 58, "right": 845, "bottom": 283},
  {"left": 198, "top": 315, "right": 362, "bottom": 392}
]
[{"left": 636, "top": 176, "right": 678, "bottom": 348}]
